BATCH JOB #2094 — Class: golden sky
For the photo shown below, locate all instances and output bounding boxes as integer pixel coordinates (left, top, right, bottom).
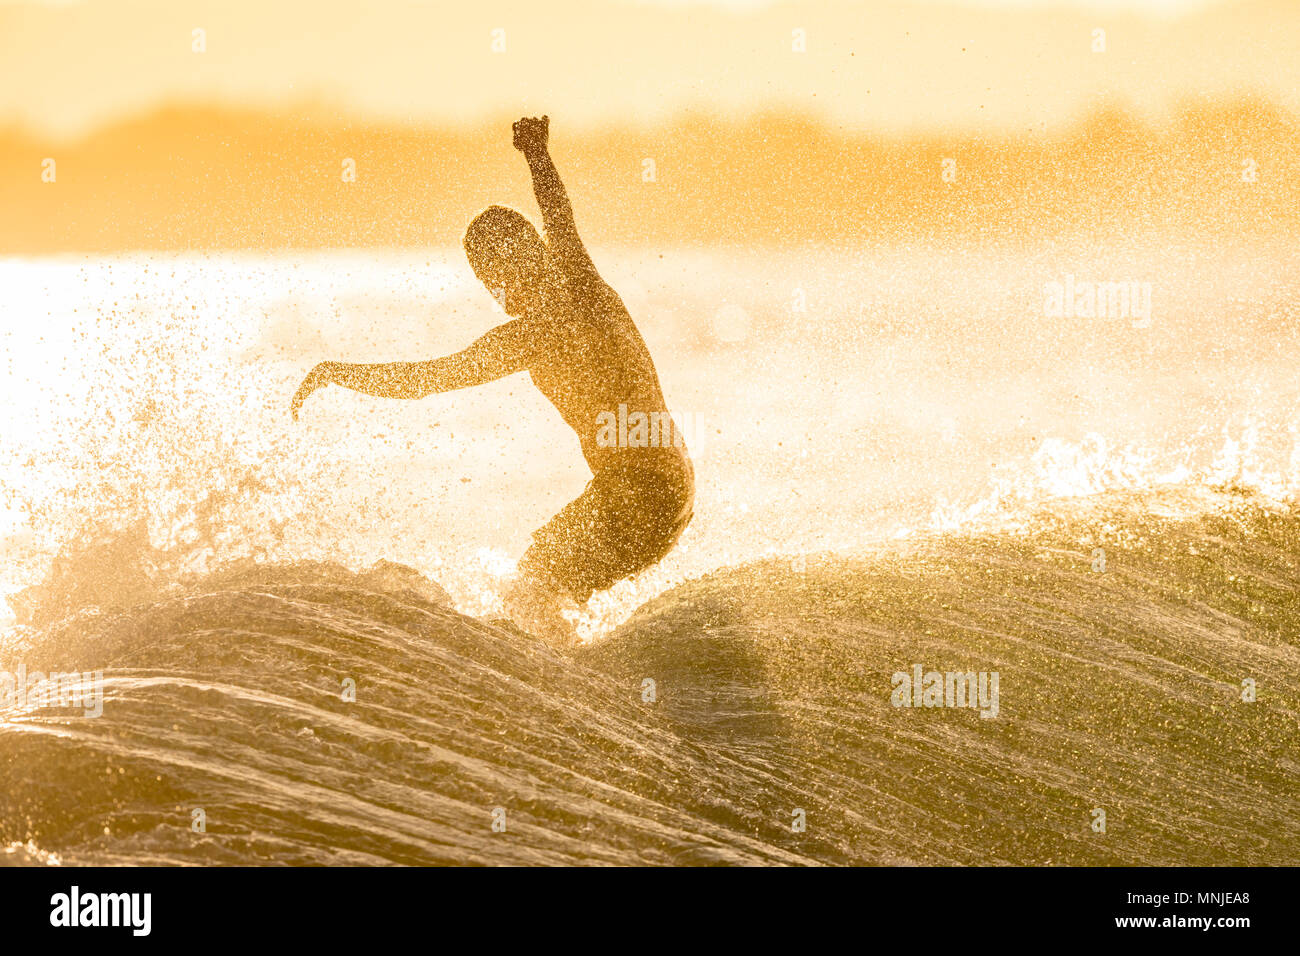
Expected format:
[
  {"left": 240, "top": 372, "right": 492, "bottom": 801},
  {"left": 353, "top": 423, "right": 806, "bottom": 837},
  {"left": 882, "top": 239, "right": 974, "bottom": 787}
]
[{"left": 1, "top": 0, "right": 1295, "bottom": 138}]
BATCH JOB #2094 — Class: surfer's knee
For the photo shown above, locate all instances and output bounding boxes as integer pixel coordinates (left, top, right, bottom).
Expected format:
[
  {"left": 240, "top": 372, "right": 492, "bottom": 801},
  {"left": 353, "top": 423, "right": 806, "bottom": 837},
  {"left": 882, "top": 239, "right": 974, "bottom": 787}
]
[
  {"left": 503, "top": 570, "right": 578, "bottom": 645},
  {"left": 506, "top": 566, "right": 576, "bottom": 611}
]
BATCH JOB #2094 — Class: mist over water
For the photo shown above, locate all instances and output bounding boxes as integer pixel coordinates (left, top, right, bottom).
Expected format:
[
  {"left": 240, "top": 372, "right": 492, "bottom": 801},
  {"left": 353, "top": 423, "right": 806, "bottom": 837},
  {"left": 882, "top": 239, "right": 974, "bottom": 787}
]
[
  {"left": 3, "top": 240, "right": 1300, "bottom": 634},
  {"left": 4, "top": 240, "right": 1300, "bottom": 865}
]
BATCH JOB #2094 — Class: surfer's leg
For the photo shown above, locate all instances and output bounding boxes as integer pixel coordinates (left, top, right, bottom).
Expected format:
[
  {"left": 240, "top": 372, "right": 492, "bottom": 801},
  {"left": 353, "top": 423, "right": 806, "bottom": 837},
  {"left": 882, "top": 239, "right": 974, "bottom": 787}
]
[
  {"left": 513, "top": 462, "right": 694, "bottom": 627},
  {"left": 502, "top": 567, "right": 578, "bottom": 646},
  {"left": 506, "top": 479, "right": 609, "bottom": 643}
]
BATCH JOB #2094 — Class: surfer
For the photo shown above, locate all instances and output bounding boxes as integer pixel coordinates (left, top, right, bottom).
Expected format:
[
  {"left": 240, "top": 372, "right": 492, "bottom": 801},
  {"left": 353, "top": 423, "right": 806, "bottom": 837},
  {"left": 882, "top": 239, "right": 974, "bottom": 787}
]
[{"left": 290, "top": 115, "right": 694, "bottom": 643}]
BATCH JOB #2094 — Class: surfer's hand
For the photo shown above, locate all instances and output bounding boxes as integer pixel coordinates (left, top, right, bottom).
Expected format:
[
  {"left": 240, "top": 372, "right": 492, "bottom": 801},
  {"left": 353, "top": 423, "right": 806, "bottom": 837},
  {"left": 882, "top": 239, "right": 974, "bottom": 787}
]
[
  {"left": 290, "top": 362, "right": 334, "bottom": 421},
  {"left": 513, "top": 115, "right": 549, "bottom": 156}
]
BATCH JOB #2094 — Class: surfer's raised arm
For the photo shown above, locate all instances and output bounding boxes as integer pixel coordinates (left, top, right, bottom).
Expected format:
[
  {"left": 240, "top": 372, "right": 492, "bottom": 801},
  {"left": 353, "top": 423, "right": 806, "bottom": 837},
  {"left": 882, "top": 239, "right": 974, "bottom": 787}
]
[
  {"left": 513, "top": 115, "right": 597, "bottom": 279},
  {"left": 290, "top": 319, "right": 538, "bottom": 420}
]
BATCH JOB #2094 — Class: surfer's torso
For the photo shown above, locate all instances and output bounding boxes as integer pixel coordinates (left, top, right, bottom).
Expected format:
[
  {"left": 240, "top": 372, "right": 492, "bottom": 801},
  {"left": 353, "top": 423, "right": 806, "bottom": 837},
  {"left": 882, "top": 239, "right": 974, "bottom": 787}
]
[{"left": 525, "top": 269, "right": 693, "bottom": 484}]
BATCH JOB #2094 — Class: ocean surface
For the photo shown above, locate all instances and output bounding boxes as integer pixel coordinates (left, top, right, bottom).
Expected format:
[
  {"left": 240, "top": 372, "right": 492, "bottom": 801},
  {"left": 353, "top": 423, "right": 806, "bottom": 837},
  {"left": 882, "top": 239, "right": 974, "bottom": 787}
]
[{"left": 2, "top": 240, "right": 1298, "bottom": 864}]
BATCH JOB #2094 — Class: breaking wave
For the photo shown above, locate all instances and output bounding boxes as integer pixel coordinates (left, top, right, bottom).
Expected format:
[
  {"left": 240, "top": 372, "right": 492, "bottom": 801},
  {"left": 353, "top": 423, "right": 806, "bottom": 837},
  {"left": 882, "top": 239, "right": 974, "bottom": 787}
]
[{"left": 3, "top": 486, "right": 1297, "bottom": 865}]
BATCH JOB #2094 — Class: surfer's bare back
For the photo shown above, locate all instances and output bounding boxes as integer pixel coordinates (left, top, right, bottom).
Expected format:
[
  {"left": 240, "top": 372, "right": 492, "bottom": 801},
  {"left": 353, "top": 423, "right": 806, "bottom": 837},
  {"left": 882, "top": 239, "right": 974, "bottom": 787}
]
[{"left": 291, "top": 115, "right": 694, "bottom": 642}]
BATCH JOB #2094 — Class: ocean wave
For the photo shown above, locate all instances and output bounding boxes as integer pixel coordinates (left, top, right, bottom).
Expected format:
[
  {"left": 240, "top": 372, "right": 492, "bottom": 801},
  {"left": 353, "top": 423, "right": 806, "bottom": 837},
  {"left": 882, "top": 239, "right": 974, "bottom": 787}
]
[{"left": 2, "top": 486, "right": 1296, "bottom": 865}]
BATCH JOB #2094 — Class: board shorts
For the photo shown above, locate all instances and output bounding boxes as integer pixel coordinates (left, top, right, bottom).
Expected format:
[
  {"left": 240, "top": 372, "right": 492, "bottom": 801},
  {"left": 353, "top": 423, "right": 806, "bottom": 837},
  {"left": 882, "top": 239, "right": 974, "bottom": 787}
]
[{"left": 519, "top": 457, "right": 694, "bottom": 604}]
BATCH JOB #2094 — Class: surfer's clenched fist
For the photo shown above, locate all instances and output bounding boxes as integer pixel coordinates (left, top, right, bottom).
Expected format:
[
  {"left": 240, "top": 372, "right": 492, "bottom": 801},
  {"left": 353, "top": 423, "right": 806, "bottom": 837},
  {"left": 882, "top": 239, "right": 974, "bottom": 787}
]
[
  {"left": 290, "top": 361, "right": 335, "bottom": 421},
  {"left": 512, "top": 115, "right": 548, "bottom": 156}
]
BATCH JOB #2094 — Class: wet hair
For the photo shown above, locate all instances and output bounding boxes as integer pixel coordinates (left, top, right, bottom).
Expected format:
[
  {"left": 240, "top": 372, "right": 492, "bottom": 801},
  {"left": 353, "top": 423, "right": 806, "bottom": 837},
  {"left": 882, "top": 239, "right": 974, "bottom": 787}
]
[{"left": 463, "top": 205, "right": 545, "bottom": 276}]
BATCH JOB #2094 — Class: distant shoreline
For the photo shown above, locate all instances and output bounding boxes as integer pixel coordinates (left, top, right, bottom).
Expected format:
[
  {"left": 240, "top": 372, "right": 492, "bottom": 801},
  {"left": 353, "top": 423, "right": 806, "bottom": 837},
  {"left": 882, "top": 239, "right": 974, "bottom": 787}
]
[{"left": 1, "top": 100, "right": 1295, "bottom": 254}]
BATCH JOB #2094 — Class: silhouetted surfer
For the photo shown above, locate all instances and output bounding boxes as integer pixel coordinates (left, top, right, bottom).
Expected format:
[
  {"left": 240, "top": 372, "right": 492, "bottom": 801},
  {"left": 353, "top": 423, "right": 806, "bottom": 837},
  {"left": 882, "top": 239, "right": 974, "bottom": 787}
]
[{"left": 291, "top": 116, "right": 694, "bottom": 642}]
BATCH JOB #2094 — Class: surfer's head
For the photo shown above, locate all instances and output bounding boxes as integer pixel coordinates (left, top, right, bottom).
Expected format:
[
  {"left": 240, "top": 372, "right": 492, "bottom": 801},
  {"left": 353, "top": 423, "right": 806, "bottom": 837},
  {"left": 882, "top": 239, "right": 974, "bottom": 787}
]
[{"left": 464, "top": 205, "right": 547, "bottom": 316}]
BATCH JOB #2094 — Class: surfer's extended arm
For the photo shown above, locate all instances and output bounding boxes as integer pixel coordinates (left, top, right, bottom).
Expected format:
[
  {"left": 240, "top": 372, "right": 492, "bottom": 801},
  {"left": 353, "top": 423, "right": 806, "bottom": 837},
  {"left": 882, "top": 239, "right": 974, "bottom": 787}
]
[
  {"left": 291, "top": 319, "right": 537, "bottom": 420},
  {"left": 514, "top": 115, "right": 597, "bottom": 278}
]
